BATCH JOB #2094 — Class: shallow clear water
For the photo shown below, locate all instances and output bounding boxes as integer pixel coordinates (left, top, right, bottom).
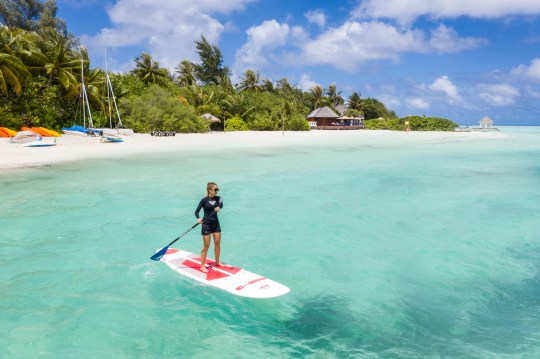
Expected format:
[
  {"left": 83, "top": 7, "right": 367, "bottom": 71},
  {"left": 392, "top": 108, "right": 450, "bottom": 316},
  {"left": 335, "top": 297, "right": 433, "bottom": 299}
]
[{"left": 2, "top": 128, "right": 540, "bottom": 358}]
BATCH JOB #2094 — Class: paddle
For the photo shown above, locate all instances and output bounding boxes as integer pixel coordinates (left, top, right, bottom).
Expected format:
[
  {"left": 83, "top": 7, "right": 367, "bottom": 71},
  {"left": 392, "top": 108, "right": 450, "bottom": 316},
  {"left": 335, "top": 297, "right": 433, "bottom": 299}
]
[
  {"left": 150, "top": 223, "right": 199, "bottom": 261},
  {"left": 150, "top": 210, "right": 218, "bottom": 261}
]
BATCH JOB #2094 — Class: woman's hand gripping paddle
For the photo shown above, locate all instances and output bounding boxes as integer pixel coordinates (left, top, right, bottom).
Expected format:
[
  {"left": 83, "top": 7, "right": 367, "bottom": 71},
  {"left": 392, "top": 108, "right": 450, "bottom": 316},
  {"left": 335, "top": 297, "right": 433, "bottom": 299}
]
[{"left": 150, "top": 222, "right": 199, "bottom": 261}]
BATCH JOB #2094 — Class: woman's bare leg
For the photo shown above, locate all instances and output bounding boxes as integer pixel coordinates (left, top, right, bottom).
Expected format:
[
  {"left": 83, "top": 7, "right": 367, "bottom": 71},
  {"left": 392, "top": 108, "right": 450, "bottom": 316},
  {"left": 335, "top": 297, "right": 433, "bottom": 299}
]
[
  {"left": 213, "top": 232, "right": 221, "bottom": 266},
  {"left": 200, "top": 235, "right": 211, "bottom": 272}
]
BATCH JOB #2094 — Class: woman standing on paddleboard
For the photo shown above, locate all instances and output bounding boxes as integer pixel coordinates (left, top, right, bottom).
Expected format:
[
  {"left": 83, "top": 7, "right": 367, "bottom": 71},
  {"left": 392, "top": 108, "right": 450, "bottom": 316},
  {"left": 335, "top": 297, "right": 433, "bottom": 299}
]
[{"left": 195, "top": 182, "right": 223, "bottom": 273}]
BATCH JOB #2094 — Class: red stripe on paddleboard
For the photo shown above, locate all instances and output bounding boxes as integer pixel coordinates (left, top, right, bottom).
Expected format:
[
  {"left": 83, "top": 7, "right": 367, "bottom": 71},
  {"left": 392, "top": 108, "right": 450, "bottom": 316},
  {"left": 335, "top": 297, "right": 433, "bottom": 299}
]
[
  {"left": 165, "top": 248, "right": 179, "bottom": 255},
  {"left": 235, "top": 277, "right": 266, "bottom": 291},
  {"left": 182, "top": 257, "right": 241, "bottom": 281}
]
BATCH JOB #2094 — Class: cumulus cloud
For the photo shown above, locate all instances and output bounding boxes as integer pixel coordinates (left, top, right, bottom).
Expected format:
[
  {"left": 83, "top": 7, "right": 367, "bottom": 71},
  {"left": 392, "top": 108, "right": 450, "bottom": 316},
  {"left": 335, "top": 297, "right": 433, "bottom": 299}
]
[
  {"left": 407, "top": 97, "right": 430, "bottom": 109},
  {"left": 477, "top": 83, "right": 520, "bottom": 106},
  {"left": 233, "top": 20, "right": 290, "bottom": 75},
  {"left": 296, "top": 73, "right": 319, "bottom": 91},
  {"left": 82, "top": 0, "right": 252, "bottom": 69},
  {"left": 511, "top": 58, "right": 540, "bottom": 81},
  {"left": 352, "top": 0, "right": 540, "bottom": 24},
  {"left": 305, "top": 9, "right": 327, "bottom": 27},
  {"left": 429, "top": 25, "right": 487, "bottom": 53},
  {"left": 430, "top": 76, "right": 462, "bottom": 104},
  {"left": 297, "top": 21, "right": 484, "bottom": 72}
]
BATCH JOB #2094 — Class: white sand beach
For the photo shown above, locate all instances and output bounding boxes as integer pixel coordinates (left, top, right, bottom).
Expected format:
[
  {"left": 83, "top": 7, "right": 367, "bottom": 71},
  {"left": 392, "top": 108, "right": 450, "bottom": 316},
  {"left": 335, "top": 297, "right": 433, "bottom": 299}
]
[{"left": 0, "top": 130, "right": 504, "bottom": 171}]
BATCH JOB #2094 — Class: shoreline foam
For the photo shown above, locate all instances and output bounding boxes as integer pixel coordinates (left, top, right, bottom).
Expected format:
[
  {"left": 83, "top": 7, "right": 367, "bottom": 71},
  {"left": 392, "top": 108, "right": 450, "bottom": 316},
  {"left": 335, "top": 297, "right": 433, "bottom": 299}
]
[{"left": 0, "top": 130, "right": 504, "bottom": 171}]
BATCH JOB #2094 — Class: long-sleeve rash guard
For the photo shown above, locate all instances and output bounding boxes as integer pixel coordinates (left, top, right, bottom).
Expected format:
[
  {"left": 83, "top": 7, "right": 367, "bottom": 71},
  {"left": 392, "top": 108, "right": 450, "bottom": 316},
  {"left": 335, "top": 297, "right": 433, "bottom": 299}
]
[{"left": 195, "top": 196, "right": 223, "bottom": 222}]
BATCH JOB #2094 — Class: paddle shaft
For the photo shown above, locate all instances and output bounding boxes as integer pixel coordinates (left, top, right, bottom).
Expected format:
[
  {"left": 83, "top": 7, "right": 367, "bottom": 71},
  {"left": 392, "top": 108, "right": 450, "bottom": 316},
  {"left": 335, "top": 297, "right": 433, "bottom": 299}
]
[
  {"left": 167, "top": 209, "right": 218, "bottom": 246},
  {"left": 166, "top": 222, "right": 199, "bottom": 247},
  {"left": 151, "top": 210, "right": 219, "bottom": 261}
]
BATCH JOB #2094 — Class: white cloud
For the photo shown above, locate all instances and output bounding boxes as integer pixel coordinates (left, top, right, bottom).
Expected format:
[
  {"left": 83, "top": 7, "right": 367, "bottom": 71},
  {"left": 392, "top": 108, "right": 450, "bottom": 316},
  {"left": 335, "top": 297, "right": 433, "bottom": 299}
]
[
  {"left": 477, "top": 83, "right": 520, "bottom": 106},
  {"left": 352, "top": 0, "right": 540, "bottom": 24},
  {"left": 511, "top": 58, "right": 540, "bottom": 81},
  {"left": 305, "top": 9, "right": 327, "bottom": 27},
  {"left": 430, "top": 76, "right": 462, "bottom": 104},
  {"left": 378, "top": 95, "right": 401, "bottom": 109},
  {"left": 290, "top": 26, "right": 310, "bottom": 44},
  {"left": 233, "top": 20, "right": 290, "bottom": 74},
  {"left": 525, "top": 85, "right": 540, "bottom": 98},
  {"left": 296, "top": 73, "right": 319, "bottom": 91},
  {"left": 298, "top": 21, "right": 484, "bottom": 72},
  {"left": 82, "top": 0, "right": 252, "bottom": 69},
  {"left": 428, "top": 25, "right": 487, "bottom": 53},
  {"left": 407, "top": 97, "right": 430, "bottom": 109}
]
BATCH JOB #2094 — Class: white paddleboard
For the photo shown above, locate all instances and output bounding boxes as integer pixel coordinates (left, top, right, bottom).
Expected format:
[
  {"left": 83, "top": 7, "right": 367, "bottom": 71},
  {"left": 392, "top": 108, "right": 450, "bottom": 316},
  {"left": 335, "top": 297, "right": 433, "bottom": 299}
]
[{"left": 160, "top": 248, "right": 290, "bottom": 299}]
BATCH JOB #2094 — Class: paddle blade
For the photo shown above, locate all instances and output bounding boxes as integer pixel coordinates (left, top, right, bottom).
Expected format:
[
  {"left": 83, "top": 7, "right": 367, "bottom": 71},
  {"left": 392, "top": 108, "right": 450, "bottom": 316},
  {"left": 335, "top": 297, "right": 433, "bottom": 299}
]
[{"left": 150, "top": 246, "right": 169, "bottom": 261}]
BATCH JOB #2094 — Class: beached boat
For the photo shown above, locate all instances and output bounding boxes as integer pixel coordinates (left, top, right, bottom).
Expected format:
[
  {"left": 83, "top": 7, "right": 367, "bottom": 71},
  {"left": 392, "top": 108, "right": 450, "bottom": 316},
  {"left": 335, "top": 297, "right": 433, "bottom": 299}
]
[
  {"left": 62, "top": 51, "right": 95, "bottom": 136},
  {"left": 0, "top": 127, "right": 17, "bottom": 137},
  {"left": 34, "top": 127, "right": 61, "bottom": 137},
  {"left": 9, "top": 131, "right": 41, "bottom": 143},
  {"left": 23, "top": 139, "right": 57, "bottom": 147},
  {"left": 100, "top": 135, "right": 123, "bottom": 143},
  {"left": 21, "top": 127, "right": 61, "bottom": 137},
  {"left": 61, "top": 125, "right": 89, "bottom": 136},
  {"left": 102, "top": 51, "right": 133, "bottom": 136}
]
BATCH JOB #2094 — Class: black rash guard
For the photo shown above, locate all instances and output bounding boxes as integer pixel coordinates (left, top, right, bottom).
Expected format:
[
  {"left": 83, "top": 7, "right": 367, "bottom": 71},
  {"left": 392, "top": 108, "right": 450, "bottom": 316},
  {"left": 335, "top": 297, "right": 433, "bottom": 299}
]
[{"left": 195, "top": 196, "right": 223, "bottom": 223}]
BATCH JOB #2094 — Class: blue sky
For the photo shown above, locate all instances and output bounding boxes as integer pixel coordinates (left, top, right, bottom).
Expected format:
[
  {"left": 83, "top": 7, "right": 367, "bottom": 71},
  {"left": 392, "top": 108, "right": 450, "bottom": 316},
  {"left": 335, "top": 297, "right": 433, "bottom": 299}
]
[{"left": 56, "top": 0, "right": 540, "bottom": 125}]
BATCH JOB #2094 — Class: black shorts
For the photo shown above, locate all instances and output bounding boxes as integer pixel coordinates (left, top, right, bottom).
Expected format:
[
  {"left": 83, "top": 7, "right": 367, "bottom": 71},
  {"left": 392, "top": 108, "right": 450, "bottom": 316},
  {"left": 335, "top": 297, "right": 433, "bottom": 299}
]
[{"left": 201, "top": 221, "right": 221, "bottom": 235}]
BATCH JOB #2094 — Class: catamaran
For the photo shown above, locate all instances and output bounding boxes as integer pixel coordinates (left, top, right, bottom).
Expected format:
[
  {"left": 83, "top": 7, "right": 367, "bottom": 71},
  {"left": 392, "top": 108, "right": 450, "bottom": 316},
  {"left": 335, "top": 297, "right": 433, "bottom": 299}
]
[
  {"left": 61, "top": 50, "right": 94, "bottom": 136},
  {"left": 86, "top": 51, "right": 133, "bottom": 141}
]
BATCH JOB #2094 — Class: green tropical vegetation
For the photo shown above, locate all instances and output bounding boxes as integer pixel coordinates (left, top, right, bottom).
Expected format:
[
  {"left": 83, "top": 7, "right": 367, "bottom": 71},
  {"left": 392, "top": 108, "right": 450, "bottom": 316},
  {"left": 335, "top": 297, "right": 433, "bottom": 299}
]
[
  {"left": 0, "top": 1, "right": 457, "bottom": 133},
  {"left": 364, "top": 116, "right": 457, "bottom": 131}
]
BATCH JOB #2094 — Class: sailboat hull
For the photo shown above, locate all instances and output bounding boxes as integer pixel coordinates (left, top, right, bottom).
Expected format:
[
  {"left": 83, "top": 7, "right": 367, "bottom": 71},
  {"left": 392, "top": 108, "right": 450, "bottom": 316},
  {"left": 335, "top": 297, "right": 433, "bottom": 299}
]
[{"left": 117, "top": 129, "right": 134, "bottom": 136}]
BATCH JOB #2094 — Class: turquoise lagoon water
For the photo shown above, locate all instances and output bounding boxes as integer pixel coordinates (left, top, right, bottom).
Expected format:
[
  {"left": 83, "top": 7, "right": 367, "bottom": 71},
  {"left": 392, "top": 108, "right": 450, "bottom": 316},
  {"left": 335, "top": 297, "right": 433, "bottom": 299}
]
[{"left": 1, "top": 128, "right": 540, "bottom": 358}]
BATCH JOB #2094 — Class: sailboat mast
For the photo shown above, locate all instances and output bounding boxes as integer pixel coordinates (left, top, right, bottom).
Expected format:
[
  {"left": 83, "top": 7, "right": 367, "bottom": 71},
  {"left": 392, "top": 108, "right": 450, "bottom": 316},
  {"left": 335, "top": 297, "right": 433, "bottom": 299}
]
[
  {"left": 80, "top": 50, "right": 94, "bottom": 128},
  {"left": 80, "top": 56, "right": 85, "bottom": 128},
  {"left": 105, "top": 50, "right": 123, "bottom": 128},
  {"left": 105, "top": 50, "right": 113, "bottom": 129}
]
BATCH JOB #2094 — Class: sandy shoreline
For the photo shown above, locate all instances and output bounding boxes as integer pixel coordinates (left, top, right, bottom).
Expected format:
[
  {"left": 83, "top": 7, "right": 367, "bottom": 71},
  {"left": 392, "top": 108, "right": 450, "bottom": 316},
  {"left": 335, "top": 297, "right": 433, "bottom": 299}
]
[{"left": 0, "top": 130, "right": 503, "bottom": 171}]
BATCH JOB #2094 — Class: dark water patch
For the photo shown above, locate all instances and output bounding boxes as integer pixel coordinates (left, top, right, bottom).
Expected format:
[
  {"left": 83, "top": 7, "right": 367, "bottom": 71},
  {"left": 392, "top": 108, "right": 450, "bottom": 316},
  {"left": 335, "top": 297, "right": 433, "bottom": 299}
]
[{"left": 282, "top": 295, "right": 371, "bottom": 357}]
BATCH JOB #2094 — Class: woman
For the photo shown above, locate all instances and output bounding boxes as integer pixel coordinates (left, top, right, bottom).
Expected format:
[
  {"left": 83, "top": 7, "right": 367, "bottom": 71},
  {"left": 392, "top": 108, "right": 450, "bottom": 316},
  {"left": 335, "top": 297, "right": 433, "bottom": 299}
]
[{"left": 195, "top": 182, "right": 223, "bottom": 273}]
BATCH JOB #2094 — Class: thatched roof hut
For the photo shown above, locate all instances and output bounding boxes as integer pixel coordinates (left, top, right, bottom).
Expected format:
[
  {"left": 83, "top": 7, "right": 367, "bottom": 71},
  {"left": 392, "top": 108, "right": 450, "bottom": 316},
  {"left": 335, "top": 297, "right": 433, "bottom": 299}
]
[
  {"left": 306, "top": 106, "right": 339, "bottom": 119},
  {"left": 307, "top": 106, "right": 340, "bottom": 126}
]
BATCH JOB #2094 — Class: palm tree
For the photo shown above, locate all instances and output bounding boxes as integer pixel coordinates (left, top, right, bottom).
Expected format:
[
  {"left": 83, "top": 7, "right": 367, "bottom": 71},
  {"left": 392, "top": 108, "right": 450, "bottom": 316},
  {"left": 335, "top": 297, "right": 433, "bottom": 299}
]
[
  {"left": 309, "top": 85, "right": 330, "bottom": 109},
  {"left": 327, "top": 84, "right": 344, "bottom": 107},
  {"left": 64, "top": 47, "right": 103, "bottom": 103},
  {"left": 282, "top": 99, "right": 297, "bottom": 117},
  {"left": 180, "top": 84, "right": 214, "bottom": 109},
  {"left": 220, "top": 92, "right": 256, "bottom": 119},
  {"left": 0, "top": 26, "right": 31, "bottom": 95},
  {"left": 347, "top": 92, "right": 362, "bottom": 111},
  {"left": 131, "top": 52, "right": 171, "bottom": 86},
  {"left": 216, "top": 72, "right": 234, "bottom": 94},
  {"left": 238, "top": 69, "right": 260, "bottom": 92},
  {"left": 276, "top": 77, "right": 292, "bottom": 92},
  {"left": 175, "top": 59, "right": 196, "bottom": 86},
  {"left": 36, "top": 28, "right": 79, "bottom": 89},
  {"left": 261, "top": 79, "right": 274, "bottom": 93}
]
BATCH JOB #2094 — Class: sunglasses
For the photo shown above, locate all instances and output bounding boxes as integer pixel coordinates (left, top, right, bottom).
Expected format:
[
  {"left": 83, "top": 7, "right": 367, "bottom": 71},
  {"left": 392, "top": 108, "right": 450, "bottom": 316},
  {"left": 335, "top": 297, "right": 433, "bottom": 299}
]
[{"left": 210, "top": 188, "right": 219, "bottom": 192}]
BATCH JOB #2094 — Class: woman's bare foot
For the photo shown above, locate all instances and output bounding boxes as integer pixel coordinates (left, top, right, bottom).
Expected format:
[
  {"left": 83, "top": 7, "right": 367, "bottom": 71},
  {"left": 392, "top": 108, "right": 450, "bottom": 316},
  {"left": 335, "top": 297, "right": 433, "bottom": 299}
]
[
  {"left": 200, "top": 266, "right": 208, "bottom": 273},
  {"left": 215, "top": 262, "right": 221, "bottom": 267}
]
